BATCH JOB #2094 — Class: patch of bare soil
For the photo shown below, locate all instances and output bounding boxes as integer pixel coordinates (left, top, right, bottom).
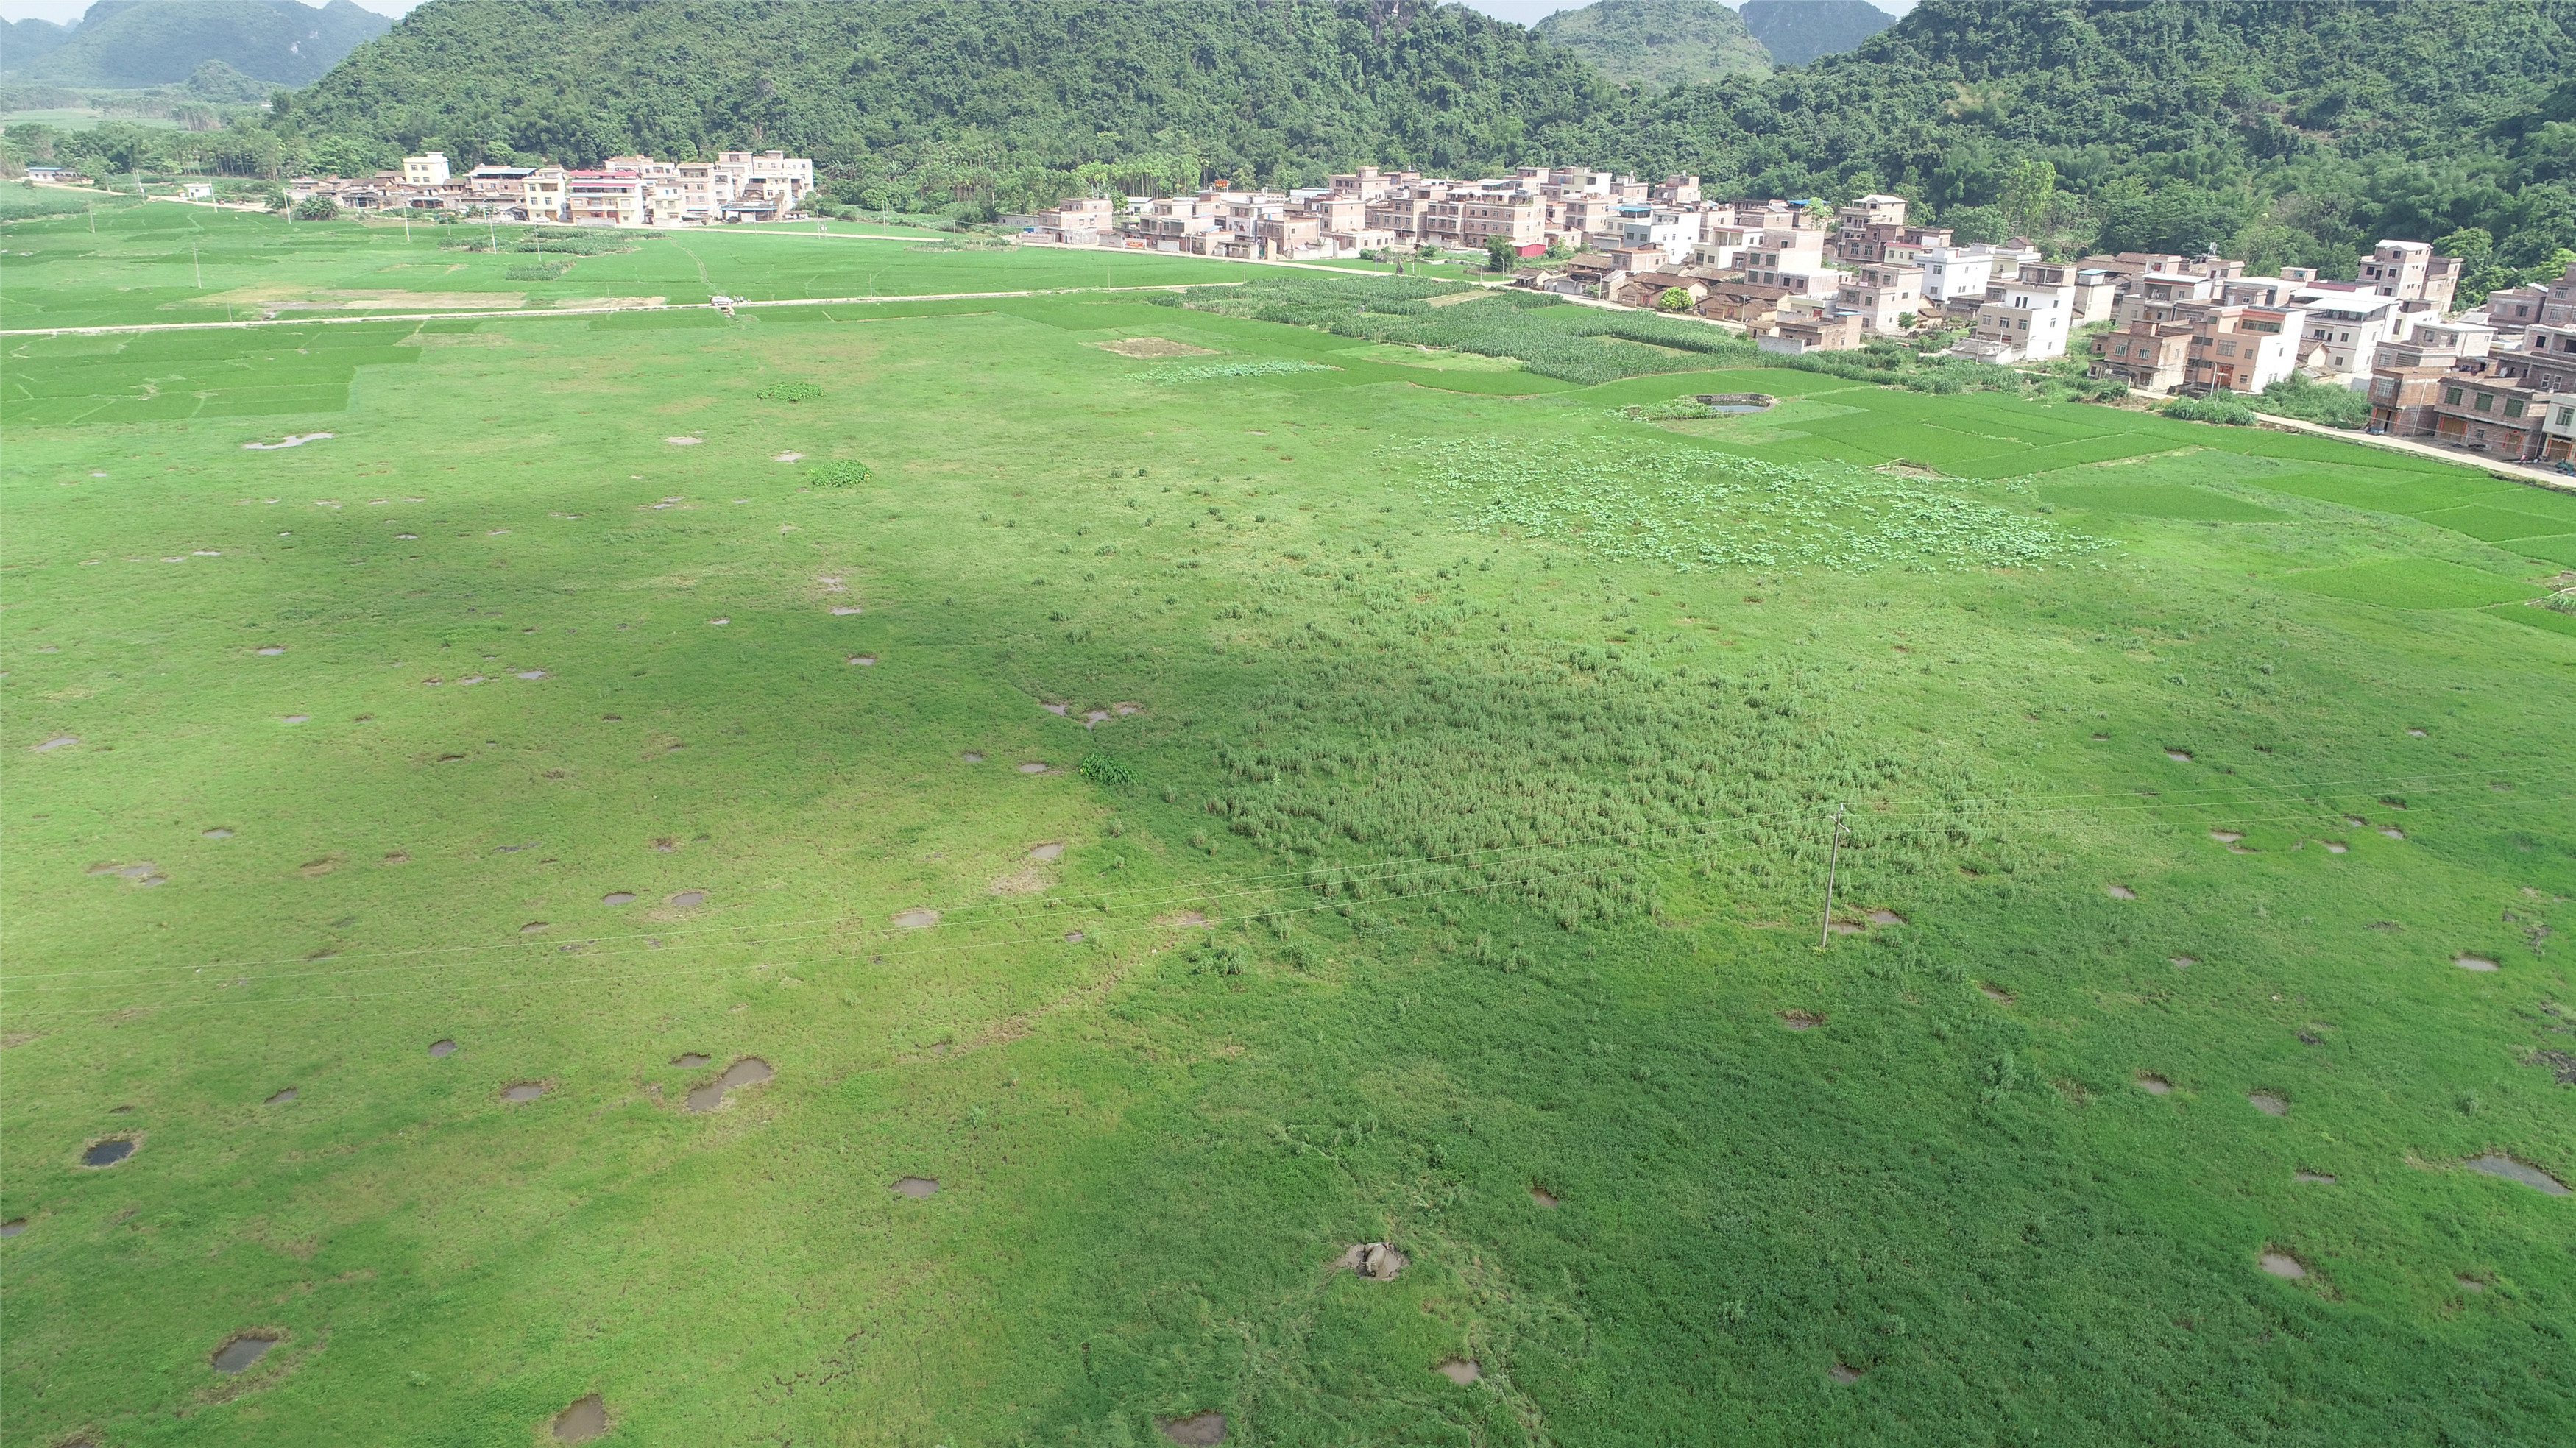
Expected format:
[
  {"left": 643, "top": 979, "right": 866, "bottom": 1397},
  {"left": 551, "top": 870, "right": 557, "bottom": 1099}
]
[
  {"left": 990, "top": 865, "right": 1046, "bottom": 895},
  {"left": 552, "top": 1394, "right": 609, "bottom": 1444},
  {"left": 2260, "top": 1251, "right": 2307, "bottom": 1280},
  {"left": 1529, "top": 1185, "right": 1559, "bottom": 1208},
  {"left": 892, "top": 1176, "right": 938, "bottom": 1198},
  {"left": 1435, "top": 1358, "right": 1482, "bottom": 1385},
  {"left": 1158, "top": 1412, "right": 1228, "bottom": 1445},
  {"left": 2136, "top": 1073, "right": 2173, "bottom": 1095},
  {"left": 2248, "top": 1091, "right": 2288, "bottom": 1117},
  {"left": 2105, "top": 884, "right": 2138, "bottom": 900},
  {"left": 1335, "top": 1242, "right": 1406, "bottom": 1281},
  {"left": 684, "top": 1057, "right": 773, "bottom": 1113},
  {"left": 1097, "top": 336, "right": 1219, "bottom": 359},
  {"left": 1779, "top": 1010, "right": 1824, "bottom": 1030},
  {"left": 893, "top": 907, "right": 940, "bottom": 928}
]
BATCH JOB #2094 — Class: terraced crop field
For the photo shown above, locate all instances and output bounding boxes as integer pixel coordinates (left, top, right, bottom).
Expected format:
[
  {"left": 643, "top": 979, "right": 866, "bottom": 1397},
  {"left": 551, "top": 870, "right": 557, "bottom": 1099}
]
[{"left": 5, "top": 206, "right": 2573, "bottom": 1448}]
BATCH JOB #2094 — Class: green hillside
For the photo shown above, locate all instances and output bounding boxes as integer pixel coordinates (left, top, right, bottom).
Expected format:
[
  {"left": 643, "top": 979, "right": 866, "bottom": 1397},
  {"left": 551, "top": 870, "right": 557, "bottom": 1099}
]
[
  {"left": 290, "top": 0, "right": 1610, "bottom": 197},
  {"left": 1, "top": 17, "right": 76, "bottom": 69},
  {"left": 1739, "top": 0, "right": 1897, "bottom": 66},
  {"left": 1535, "top": 0, "right": 1774, "bottom": 90},
  {"left": 10, "top": 0, "right": 390, "bottom": 88}
]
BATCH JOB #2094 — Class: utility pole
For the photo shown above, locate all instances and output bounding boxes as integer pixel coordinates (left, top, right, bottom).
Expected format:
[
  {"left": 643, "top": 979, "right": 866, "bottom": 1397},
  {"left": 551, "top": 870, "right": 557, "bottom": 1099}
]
[{"left": 1817, "top": 805, "right": 1847, "bottom": 948}]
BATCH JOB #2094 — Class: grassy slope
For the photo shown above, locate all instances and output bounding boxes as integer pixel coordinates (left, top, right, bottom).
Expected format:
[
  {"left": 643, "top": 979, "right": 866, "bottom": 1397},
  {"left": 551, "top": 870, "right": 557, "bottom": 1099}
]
[{"left": 4, "top": 209, "right": 2574, "bottom": 1447}]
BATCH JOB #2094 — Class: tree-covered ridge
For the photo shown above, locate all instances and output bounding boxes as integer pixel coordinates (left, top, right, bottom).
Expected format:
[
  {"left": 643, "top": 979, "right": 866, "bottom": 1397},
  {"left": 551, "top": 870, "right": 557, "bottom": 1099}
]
[
  {"left": 1533, "top": 0, "right": 1774, "bottom": 90},
  {"left": 1546, "top": 0, "right": 2576, "bottom": 277},
  {"left": 1739, "top": 0, "right": 1895, "bottom": 67},
  {"left": 7, "top": 0, "right": 389, "bottom": 88},
  {"left": 291, "top": 0, "right": 1613, "bottom": 188}
]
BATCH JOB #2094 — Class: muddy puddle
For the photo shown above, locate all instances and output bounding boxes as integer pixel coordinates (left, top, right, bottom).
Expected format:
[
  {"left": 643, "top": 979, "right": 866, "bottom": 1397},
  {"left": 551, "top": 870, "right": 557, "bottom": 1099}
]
[
  {"left": 210, "top": 1334, "right": 278, "bottom": 1374},
  {"left": 1435, "top": 1358, "right": 1482, "bottom": 1385},
  {"left": 2248, "top": 1092, "right": 2288, "bottom": 1117},
  {"left": 81, "top": 1138, "right": 135, "bottom": 1167},
  {"left": 264, "top": 1088, "right": 297, "bottom": 1105},
  {"left": 1530, "top": 1186, "right": 1559, "bottom": 1208},
  {"left": 684, "top": 1057, "right": 773, "bottom": 1113},
  {"left": 893, "top": 907, "right": 940, "bottom": 929},
  {"left": 553, "top": 1394, "right": 609, "bottom": 1444},
  {"left": 1158, "top": 1411, "right": 1226, "bottom": 1445},
  {"left": 892, "top": 1176, "right": 939, "bottom": 1198},
  {"left": 502, "top": 1082, "right": 547, "bottom": 1103},
  {"left": 429, "top": 1039, "right": 457, "bottom": 1057},
  {"left": 1830, "top": 1362, "right": 1865, "bottom": 1383},
  {"left": 2260, "top": 1252, "right": 2306, "bottom": 1280},
  {"left": 2466, "top": 1154, "right": 2569, "bottom": 1195},
  {"left": 673, "top": 1053, "right": 710, "bottom": 1068},
  {"left": 2137, "top": 1073, "right": 2173, "bottom": 1095}
]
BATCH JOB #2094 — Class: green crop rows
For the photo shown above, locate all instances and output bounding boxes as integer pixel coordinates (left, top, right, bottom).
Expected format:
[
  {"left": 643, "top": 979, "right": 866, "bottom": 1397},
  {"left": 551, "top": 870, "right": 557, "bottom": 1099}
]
[{"left": 4, "top": 205, "right": 2573, "bottom": 1448}]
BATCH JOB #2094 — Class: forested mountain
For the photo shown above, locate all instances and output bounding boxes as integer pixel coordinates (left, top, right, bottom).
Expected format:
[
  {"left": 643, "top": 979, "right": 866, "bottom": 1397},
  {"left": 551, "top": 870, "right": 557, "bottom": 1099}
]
[
  {"left": 1, "top": 17, "right": 77, "bottom": 69},
  {"left": 1739, "top": 0, "right": 1896, "bottom": 65},
  {"left": 1534, "top": 0, "right": 1773, "bottom": 90},
  {"left": 1564, "top": 0, "right": 2576, "bottom": 288},
  {"left": 292, "top": 0, "right": 1610, "bottom": 196},
  {"left": 7, "top": 0, "right": 389, "bottom": 88}
]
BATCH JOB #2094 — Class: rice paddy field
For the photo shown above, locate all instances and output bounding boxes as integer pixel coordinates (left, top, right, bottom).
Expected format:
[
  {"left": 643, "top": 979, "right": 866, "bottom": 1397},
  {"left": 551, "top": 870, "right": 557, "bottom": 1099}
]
[{"left": 5, "top": 204, "right": 2575, "bottom": 1447}]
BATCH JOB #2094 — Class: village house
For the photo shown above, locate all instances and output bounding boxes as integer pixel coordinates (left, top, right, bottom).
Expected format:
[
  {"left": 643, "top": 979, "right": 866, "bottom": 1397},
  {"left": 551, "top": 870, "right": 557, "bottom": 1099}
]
[
  {"left": 1761, "top": 302, "right": 1865, "bottom": 354},
  {"left": 2428, "top": 372, "right": 2550, "bottom": 456},
  {"left": 2540, "top": 393, "right": 2576, "bottom": 461},
  {"left": 2355, "top": 238, "right": 2461, "bottom": 310},
  {"left": 1836, "top": 262, "right": 1924, "bottom": 334},
  {"left": 2090, "top": 316, "right": 2195, "bottom": 391},
  {"left": 2182, "top": 303, "right": 2311, "bottom": 394},
  {"left": 1955, "top": 277, "right": 2077, "bottom": 363}
]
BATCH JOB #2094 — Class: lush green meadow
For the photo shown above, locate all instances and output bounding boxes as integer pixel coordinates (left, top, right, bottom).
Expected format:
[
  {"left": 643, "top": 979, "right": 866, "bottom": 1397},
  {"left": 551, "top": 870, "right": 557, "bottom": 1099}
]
[
  {"left": 4, "top": 207, "right": 2574, "bottom": 1447},
  {"left": 0, "top": 202, "right": 1244, "bottom": 332}
]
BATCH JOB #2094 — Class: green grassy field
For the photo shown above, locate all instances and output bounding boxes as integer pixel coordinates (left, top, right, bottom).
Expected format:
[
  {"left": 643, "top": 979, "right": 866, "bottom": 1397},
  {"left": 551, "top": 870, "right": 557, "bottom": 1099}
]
[
  {"left": 5, "top": 205, "right": 2574, "bottom": 1448},
  {"left": 0, "top": 204, "right": 1246, "bottom": 331}
]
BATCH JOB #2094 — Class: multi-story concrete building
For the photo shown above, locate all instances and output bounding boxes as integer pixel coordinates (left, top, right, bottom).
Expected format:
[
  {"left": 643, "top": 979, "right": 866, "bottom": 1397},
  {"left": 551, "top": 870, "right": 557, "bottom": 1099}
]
[
  {"left": 2355, "top": 239, "right": 2460, "bottom": 310},
  {"left": 403, "top": 152, "right": 450, "bottom": 188},
  {"left": 2429, "top": 373, "right": 2549, "bottom": 455},
  {"left": 2539, "top": 392, "right": 2576, "bottom": 461},
  {"left": 1953, "top": 279, "right": 2078, "bottom": 363},
  {"left": 565, "top": 169, "right": 646, "bottom": 227},
  {"left": 1837, "top": 263, "right": 1925, "bottom": 334},
  {"left": 2090, "top": 317, "right": 2195, "bottom": 392},
  {"left": 2182, "top": 303, "right": 2310, "bottom": 394},
  {"left": 2368, "top": 365, "right": 2454, "bottom": 436}
]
